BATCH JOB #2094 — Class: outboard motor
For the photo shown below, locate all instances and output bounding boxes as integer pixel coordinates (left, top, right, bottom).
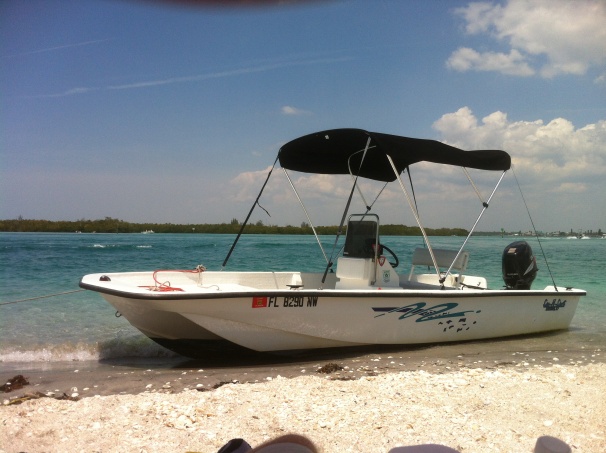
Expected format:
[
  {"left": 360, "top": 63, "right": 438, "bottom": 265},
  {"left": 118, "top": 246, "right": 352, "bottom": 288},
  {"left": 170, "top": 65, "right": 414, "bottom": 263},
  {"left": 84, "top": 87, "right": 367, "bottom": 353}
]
[{"left": 502, "top": 241, "right": 538, "bottom": 289}]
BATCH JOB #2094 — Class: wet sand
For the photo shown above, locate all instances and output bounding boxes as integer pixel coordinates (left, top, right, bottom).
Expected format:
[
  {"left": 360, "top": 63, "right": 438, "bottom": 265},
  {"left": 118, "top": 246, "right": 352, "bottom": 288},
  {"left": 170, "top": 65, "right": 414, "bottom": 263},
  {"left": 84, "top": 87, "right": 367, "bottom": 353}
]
[{"left": 2, "top": 329, "right": 604, "bottom": 398}]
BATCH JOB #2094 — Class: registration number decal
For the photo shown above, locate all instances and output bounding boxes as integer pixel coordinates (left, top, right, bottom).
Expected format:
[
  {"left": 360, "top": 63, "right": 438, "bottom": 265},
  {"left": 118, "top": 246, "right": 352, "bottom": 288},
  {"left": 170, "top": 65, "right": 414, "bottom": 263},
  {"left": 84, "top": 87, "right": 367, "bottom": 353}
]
[{"left": 252, "top": 296, "right": 318, "bottom": 308}]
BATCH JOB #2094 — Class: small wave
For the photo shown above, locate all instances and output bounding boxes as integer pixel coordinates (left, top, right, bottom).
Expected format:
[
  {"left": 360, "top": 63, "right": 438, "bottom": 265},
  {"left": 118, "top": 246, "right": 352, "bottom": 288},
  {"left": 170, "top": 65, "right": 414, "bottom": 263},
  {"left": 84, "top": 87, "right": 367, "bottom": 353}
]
[
  {"left": 89, "top": 244, "right": 122, "bottom": 249},
  {"left": 0, "top": 336, "right": 177, "bottom": 363},
  {"left": 0, "top": 345, "right": 99, "bottom": 363},
  {"left": 136, "top": 245, "right": 152, "bottom": 249}
]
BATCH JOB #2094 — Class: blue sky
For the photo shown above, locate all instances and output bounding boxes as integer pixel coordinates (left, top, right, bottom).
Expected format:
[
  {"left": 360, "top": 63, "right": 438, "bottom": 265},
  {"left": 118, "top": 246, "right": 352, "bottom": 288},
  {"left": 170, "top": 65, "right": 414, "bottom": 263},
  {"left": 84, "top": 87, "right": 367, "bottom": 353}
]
[{"left": 1, "top": 0, "right": 605, "bottom": 233}]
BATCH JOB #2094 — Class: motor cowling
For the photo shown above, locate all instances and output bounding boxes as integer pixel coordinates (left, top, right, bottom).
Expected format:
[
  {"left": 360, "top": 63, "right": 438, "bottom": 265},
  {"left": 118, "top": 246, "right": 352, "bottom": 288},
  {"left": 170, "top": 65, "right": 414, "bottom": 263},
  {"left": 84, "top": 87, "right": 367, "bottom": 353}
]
[{"left": 502, "top": 241, "right": 538, "bottom": 289}]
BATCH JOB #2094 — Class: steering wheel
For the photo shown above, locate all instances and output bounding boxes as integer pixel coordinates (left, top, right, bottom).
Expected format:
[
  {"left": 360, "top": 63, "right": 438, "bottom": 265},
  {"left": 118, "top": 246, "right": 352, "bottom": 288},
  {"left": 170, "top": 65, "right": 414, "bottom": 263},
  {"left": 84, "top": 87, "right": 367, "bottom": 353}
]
[{"left": 381, "top": 244, "right": 399, "bottom": 268}]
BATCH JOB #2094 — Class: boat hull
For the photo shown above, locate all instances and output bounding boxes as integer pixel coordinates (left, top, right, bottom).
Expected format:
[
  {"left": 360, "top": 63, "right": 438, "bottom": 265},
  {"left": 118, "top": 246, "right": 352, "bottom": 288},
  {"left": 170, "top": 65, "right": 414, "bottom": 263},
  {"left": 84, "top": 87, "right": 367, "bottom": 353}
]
[{"left": 81, "top": 271, "right": 584, "bottom": 355}]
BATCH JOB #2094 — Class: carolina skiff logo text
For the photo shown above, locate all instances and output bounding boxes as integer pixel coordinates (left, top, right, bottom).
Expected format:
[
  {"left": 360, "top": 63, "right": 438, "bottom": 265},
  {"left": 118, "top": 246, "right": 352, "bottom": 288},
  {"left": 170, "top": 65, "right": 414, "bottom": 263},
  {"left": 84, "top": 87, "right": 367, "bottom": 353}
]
[{"left": 543, "top": 298, "right": 566, "bottom": 311}]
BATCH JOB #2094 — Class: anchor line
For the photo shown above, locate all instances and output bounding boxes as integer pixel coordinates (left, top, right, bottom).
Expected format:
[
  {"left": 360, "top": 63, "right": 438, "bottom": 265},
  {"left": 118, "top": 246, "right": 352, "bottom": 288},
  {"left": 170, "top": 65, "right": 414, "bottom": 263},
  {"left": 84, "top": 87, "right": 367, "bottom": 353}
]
[{"left": 0, "top": 289, "right": 86, "bottom": 306}]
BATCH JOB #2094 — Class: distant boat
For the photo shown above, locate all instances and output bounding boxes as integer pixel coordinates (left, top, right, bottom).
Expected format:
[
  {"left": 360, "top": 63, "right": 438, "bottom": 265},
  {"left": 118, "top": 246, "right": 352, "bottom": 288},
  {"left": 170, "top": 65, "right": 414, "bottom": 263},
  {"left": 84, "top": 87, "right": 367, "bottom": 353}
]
[
  {"left": 567, "top": 234, "right": 591, "bottom": 239},
  {"left": 141, "top": 230, "right": 155, "bottom": 234}
]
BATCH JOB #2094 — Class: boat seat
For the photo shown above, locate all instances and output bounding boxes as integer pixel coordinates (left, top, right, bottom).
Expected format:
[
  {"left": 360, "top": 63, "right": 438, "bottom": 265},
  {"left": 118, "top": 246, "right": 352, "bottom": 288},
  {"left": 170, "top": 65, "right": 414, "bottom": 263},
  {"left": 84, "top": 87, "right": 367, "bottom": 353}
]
[
  {"left": 343, "top": 219, "right": 379, "bottom": 259},
  {"left": 336, "top": 213, "right": 402, "bottom": 289},
  {"left": 336, "top": 256, "right": 401, "bottom": 289},
  {"left": 408, "top": 248, "right": 469, "bottom": 282},
  {"left": 335, "top": 257, "right": 374, "bottom": 288},
  {"left": 336, "top": 214, "right": 379, "bottom": 289}
]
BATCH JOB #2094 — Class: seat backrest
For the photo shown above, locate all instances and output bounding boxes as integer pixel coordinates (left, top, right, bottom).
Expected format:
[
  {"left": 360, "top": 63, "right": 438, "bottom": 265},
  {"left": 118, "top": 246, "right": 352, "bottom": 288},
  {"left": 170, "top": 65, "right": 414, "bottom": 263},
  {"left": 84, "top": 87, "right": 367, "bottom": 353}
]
[
  {"left": 343, "top": 216, "right": 379, "bottom": 259},
  {"left": 410, "top": 247, "right": 469, "bottom": 273}
]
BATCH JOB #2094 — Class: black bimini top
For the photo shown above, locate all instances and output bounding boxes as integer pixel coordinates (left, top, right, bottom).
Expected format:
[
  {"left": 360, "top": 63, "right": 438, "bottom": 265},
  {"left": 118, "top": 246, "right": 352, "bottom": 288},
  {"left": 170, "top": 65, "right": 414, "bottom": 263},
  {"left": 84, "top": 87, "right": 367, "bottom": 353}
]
[{"left": 278, "top": 128, "right": 511, "bottom": 182}]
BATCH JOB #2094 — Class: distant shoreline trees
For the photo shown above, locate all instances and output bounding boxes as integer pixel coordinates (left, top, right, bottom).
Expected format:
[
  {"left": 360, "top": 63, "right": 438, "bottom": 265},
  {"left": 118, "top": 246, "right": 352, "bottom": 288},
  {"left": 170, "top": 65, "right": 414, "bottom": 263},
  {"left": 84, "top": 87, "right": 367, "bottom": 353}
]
[{"left": 0, "top": 217, "right": 469, "bottom": 236}]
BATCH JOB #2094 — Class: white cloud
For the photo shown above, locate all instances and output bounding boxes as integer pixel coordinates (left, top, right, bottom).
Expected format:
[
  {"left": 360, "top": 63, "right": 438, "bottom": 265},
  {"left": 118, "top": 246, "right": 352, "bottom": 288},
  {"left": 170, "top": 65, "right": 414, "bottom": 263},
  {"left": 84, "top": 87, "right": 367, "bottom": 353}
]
[
  {"left": 230, "top": 168, "right": 353, "bottom": 204},
  {"left": 553, "top": 182, "right": 587, "bottom": 194},
  {"left": 446, "top": 47, "right": 534, "bottom": 76},
  {"left": 449, "top": 0, "right": 606, "bottom": 78},
  {"left": 432, "top": 107, "right": 606, "bottom": 190},
  {"left": 281, "top": 105, "right": 311, "bottom": 116},
  {"left": 426, "top": 108, "right": 606, "bottom": 231},
  {"left": 230, "top": 166, "right": 276, "bottom": 203}
]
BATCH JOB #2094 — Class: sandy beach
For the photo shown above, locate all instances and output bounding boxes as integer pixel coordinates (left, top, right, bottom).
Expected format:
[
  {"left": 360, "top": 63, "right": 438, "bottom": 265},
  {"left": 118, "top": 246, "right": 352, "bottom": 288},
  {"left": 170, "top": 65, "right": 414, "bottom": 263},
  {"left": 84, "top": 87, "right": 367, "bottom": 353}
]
[{"left": 2, "top": 342, "right": 605, "bottom": 453}]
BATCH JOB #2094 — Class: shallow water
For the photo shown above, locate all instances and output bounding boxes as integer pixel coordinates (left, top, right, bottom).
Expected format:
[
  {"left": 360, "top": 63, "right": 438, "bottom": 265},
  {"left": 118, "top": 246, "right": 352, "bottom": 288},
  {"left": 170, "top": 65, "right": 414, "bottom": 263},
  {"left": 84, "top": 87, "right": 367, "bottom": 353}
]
[{"left": 1, "top": 232, "right": 604, "bottom": 364}]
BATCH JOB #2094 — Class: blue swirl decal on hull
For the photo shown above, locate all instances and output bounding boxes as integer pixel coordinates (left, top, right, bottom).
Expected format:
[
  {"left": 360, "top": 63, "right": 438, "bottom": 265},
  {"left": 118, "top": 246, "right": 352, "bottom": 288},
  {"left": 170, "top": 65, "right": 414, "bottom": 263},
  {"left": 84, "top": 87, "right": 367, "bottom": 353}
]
[{"left": 373, "top": 302, "right": 481, "bottom": 333}]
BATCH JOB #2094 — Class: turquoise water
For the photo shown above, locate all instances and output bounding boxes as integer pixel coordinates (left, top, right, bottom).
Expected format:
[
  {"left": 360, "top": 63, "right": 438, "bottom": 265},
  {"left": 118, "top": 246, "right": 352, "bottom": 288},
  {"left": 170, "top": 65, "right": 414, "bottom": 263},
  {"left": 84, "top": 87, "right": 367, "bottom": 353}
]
[{"left": 1, "top": 232, "right": 604, "bottom": 362}]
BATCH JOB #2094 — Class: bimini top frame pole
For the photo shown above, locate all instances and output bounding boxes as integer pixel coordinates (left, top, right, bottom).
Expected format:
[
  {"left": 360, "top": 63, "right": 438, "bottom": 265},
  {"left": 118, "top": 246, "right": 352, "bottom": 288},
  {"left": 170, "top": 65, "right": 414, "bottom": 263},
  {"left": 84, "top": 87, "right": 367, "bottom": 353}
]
[
  {"left": 282, "top": 168, "right": 329, "bottom": 264},
  {"left": 387, "top": 154, "right": 508, "bottom": 286},
  {"left": 221, "top": 155, "right": 279, "bottom": 270},
  {"left": 385, "top": 155, "right": 442, "bottom": 273},
  {"left": 441, "top": 169, "right": 507, "bottom": 283}
]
